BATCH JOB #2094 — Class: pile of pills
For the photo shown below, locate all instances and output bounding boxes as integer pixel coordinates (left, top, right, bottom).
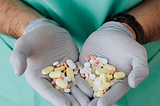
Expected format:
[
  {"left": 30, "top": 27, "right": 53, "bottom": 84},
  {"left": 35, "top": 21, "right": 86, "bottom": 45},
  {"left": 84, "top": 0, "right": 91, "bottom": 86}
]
[
  {"left": 80, "top": 56, "right": 126, "bottom": 98},
  {"left": 41, "top": 56, "right": 126, "bottom": 98},
  {"left": 42, "top": 58, "right": 79, "bottom": 93}
]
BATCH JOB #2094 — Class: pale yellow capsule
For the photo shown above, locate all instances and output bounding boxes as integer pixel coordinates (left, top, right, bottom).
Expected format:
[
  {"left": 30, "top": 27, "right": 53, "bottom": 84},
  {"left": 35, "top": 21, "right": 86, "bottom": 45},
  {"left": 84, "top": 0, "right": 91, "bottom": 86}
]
[
  {"left": 86, "top": 78, "right": 94, "bottom": 87},
  {"left": 98, "top": 82, "right": 110, "bottom": 91},
  {"left": 114, "top": 72, "right": 126, "bottom": 79},
  {"left": 103, "top": 64, "right": 116, "bottom": 71},
  {"left": 95, "top": 68, "right": 107, "bottom": 75},
  {"left": 96, "top": 91, "right": 104, "bottom": 97},
  {"left": 42, "top": 66, "right": 54, "bottom": 75},
  {"left": 49, "top": 71, "right": 62, "bottom": 78},
  {"left": 106, "top": 74, "right": 113, "bottom": 79},
  {"left": 66, "top": 67, "right": 74, "bottom": 78},
  {"left": 56, "top": 78, "right": 68, "bottom": 89},
  {"left": 54, "top": 66, "right": 65, "bottom": 71},
  {"left": 99, "top": 73, "right": 106, "bottom": 84}
]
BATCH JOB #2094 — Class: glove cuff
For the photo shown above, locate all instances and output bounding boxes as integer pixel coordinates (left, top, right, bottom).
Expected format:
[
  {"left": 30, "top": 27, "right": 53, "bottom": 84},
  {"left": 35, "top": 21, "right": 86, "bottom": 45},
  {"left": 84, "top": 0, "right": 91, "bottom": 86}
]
[
  {"left": 99, "top": 21, "right": 134, "bottom": 39},
  {"left": 23, "top": 18, "right": 59, "bottom": 35}
]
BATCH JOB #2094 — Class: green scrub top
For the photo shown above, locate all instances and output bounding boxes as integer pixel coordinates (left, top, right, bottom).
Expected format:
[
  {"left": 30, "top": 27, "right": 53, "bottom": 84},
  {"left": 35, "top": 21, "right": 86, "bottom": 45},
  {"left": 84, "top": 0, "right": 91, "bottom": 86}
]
[{"left": 0, "top": 0, "right": 160, "bottom": 106}]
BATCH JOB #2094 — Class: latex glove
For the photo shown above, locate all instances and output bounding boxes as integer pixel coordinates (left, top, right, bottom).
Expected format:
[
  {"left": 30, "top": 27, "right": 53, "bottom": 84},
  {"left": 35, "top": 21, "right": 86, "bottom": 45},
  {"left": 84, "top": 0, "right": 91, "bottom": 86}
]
[
  {"left": 10, "top": 18, "right": 92, "bottom": 106},
  {"left": 79, "top": 21, "right": 149, "bottom": 106}
]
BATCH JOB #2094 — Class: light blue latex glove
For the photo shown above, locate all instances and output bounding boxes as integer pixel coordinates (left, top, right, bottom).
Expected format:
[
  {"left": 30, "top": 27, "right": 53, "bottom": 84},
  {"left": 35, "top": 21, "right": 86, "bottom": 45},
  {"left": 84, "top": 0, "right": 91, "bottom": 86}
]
[
  {"left": 79, "top": 21, "right": 149, "bottom": 106},
  {"left": 10, "top": 18, "right": 92, "bottom": 106}
]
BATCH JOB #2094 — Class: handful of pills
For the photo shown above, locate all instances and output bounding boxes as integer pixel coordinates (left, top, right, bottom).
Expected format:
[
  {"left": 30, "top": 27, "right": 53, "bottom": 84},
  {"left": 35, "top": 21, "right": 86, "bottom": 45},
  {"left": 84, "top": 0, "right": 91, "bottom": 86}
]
[
  {"left": 80, "top": 56, "right": 126, "bottom": 98},
  {"left": 42, "top": 58, "right": 78, "bottom": 93}
]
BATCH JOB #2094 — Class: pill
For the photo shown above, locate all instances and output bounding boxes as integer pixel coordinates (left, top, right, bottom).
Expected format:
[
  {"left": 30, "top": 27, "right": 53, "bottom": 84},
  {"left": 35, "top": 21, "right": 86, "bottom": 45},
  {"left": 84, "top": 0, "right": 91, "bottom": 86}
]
[
  {"left": 53, "top": 61, "right": 59, "bottom": 66},
  {"left": 63, "top": 78, "right": 68, "bottom": 84},
  {"left": 90, "top": 56, "right": 97, "bottom": 59},
  {"left": 63, "top": 70, "right": 66, "bottom": 74},
  {"left": 95, "top": 68, "right": 107, "bottom": 75},
  {"left": 96, "top": 91, "right": 104, "bottom": 97},
  {"left": 83, "top": 67, "right": 91, "bottom": 74},
  {"left": 42, "top": 66, "right": 54, "bottom": 75},
  {"left": 74, "top": 67, "right": 79, "bottom": 75},
  {"left": 89, "top": 74, "right": 96, "bottom": 80},
  {"left": 60, "top": 77, "right": 63, "bottom": 80},
  {"left": 81, "top": 73, "right": 86, "bottom": 78},
  {"left": 103, "top": 89, "right": 107, "bottom": 93},
  {"left": 72, "top": 78, "right": 77, "bottom": 85},
  {"left": 99, "top": 73, "right": 106, "bottom": 84},
  {"left": 65, "top": 76, "right": 72, "bottom": 82},
  {"left": 85, "top": 56, "right": 91, "bottom": 61},
  {"left": 98, "top": 82, "right": 110, "bottom": 91},
  {"left": 49, "top": 71, "right": 62, "bottom": 78},
  {"left": 66, "top": 67, "right": 74, "bottom": 78},
  {"left": 84, "top": 62, "right": 91, "bottom": 68},
  {"left": 63, "top": 63, "right": 68, "bottom": 68},
  {"left": 66, "top": 59, "right": 76, "bottom": 69},
  {"left": 89, "top": 59, "right": 95, "bottom": 64},
  {"left": 93, "top": 79, "right": 102, "bottom": 91},
  {"left": 94, "top": 60, "right": 99, "bottom": 64},
  {"left": 60, "top": 58, "right": 67, "bottom": 65},
  {"left": 94, "top": 63, "right": 98, "bottom": 66},
  {"left": 106, "top": 74, "right": 113, "bottom": 79},
  {"left": 56, "top": 64, "right": 61, "bottom": 68},
  {"left": 96, "top": 57, "right": 108, "bottom": 64},
  {"left": 67, "top": 84, "right": 70, "bottom": 89},
  {"left": 93, "top": 91, "right": 97, "bottom": 98},
  {"left": 98, "top": 62, "right": 103, "bottom": 66},
  {"left": 114, "top": 72, "right": 126, "bottom": 79},
  {"left": 76, "top": 62, "right": 82, "bottom": 70},
  {"left": 51, "top": 80, "right": 55, "bottom": 85},
  {"left": 103, "top": 64, "right": 116, "bottom": 71},
  {"left": 55, "top": 86, "right": 64, "bottom": 93},
  {"left": 86, "top": 77, "right": 93, "bottom": 87},
  {"left": 56, "top": 78, "right": 68, "bottom": 89},
  {"left": 64, "top": 89, "right": 71, "bottom": 93},
  {"left": 85, "top": 73, "right": 89, "bottom": 78},
  {"left": 55, "top": 66, "right": 65, "bottom": 71}
]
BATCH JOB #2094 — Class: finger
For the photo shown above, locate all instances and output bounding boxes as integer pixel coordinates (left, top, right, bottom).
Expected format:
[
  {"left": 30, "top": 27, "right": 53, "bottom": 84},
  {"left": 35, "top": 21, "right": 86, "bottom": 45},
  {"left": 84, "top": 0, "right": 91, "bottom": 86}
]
[
  {"left": 25, "top": 73, "right": 71, "bottom": 106},
  {"left": 64, "top": 93, "right": 80, "bottom": 106},
  {"left": 88, "top": 98, "right": 98, "bottom": 106},
  {"left": 75, "top": 74, "right": 93, "bottom": 98},
  {"left": 70, "top": 83, "right": 90, "bottom": 106},
  {"left": 97, "top": 77, "right": 130, "bottom": 106},
  {"left": 10, "top": 36, "right": 33, "bottom": 76},
  {"left": 129, "top": 58, "right": 149, "bottom": 88}
]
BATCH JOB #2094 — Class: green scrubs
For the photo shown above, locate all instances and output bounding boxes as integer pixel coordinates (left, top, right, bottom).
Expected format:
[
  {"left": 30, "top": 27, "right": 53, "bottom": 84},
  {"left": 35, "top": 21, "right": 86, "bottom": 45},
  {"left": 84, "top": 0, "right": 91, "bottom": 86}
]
[{"left": 0, "top": 0, "right": 160, "bottom": 106}]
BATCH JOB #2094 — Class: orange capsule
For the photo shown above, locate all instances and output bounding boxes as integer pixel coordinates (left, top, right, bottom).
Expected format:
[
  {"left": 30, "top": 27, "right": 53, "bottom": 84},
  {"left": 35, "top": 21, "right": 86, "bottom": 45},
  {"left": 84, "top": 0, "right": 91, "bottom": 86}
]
[
  {"left": 94, "top": 60, "right": 99, "bottom": 64},
  {"left": 103, "top": 89, "right": 107, "bottom": 93},
  {"left": 63, "top": 70, "right": 66, "bottom": 74},
  {"left": 94, "top": 63, "right": 98, "bottom": 66},
  {"left": 51, "top": 78, "right": 57, "bottom": 85},
  {"left": 63, "top": 63, "right": 68, "bottom": 68},
  {"left": 85, "top": 56, "right": 91, "bottom": 61},
  {"left": 90, "top": 56, "right": 97, "bottom": 59},
  {"left": 67, "top": 84, "right": 70, "bottom": 89},
  {"left": 81, "top": 73, "right": 86, "bottom": 78},
  {"left": 56, "top": 64, "right": 61, "bottom": 68},
  {"left": 110, "top": 71, "right": 114, "bottom": 75}
]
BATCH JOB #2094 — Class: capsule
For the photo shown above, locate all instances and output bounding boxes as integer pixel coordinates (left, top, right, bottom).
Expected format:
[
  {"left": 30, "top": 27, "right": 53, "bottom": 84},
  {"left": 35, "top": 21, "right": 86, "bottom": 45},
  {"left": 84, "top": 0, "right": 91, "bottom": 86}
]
[
  {"left": 98, "top": 82, "right": 110, "bottom": 91},
  {"left": 66, "top": 59, "right": 76, "bottom": 69},
  {"left": 114, "top": 72, "right": 126, "bottom": 79},
  {"left": 95, "top": 68, "right": 107, "bottom": 75},
  {"left": 56, "top": 78, "right": 68, "bottom": 89},
  {"left": 66, "top": 67, "right": 74, "bottom": 78},
  {"left": 42, "top": 66, "right": 54, "bottom": 75},
  {"left": 49, "top": 71, "right": 62, "bottom": 78},
  {"left": 54, "top": 66, "right": 65, "bottom": 71}
]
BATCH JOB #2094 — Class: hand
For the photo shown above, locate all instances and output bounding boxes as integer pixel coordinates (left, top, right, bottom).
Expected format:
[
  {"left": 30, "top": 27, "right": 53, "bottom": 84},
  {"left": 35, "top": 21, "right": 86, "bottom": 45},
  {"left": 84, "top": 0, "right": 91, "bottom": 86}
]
[
  {"left": 79, "top": 21, "right": 149, "bottom": 106},
  {"left": 10, "top": 18, "right": 92, "bottom": 106}
]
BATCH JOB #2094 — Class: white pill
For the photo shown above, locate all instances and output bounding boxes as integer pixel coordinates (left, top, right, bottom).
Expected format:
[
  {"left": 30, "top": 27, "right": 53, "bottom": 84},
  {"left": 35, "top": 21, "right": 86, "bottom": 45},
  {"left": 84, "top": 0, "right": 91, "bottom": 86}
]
[
  {"left": 53, "top": 61, "right": 59, "bottom": 66},
  {"left": 89, "top": 74, "right": 96, "bottom": 80},
  {"left": 80, "top": 69, "right": 85, "bottom": 74},
  {"left": 85, "top": 73, "right": 88, "bottom": 78},
  {"left": 64, "top": 89, "right": 71, "bottom": 93},
  {"left": 63, "top": 78, "right": 68, "bottom": 84},
  {"left": 84, "top": 62, "right": 90, "bottom": 68},
  {"left": 89, "top": 59, "right": 95, "bottom": 64},
  {"left": 93, "top": 79, "right": 102, "bottom": 91},
  {"left": 98, "top": 62, "right": 103, "bottom": 66},
  {"left": 96, "top": 57, "right": 108, "bottom": 64},
  {"left": 83, "top": 67, "right": 91, "bottom": 74},
  {"left": 65, "top": 76, "right": 71, "bottom": 82},
  {"left": 93, "top": 91, "right": 97, "bottom": 97},
  {"left": 62, "top": 73, "right": 65, "bottom": 78},
  {"left": 66, "top": 59, "right": 76, "bottom": 69}
]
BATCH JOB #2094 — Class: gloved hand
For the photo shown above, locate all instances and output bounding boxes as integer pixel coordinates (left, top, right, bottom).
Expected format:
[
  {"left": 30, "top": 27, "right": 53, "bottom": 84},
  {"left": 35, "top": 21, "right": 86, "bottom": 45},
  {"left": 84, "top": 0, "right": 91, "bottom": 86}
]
[
  {"left": 79, "top": 21, "right": 149, "bottom": 106},
  {"left": 10, "top": 18, "right": 92, "bottom": 106}
]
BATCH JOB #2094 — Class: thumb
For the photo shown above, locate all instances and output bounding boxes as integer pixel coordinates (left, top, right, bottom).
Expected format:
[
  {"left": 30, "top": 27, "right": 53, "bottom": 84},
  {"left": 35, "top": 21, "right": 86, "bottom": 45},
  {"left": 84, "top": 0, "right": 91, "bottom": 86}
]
[
  {"left": 10, "top": 36, "right": 33, "bottom": 76},
  {"left": 128, "top": 58, "right": 149, "bottom": 88}
]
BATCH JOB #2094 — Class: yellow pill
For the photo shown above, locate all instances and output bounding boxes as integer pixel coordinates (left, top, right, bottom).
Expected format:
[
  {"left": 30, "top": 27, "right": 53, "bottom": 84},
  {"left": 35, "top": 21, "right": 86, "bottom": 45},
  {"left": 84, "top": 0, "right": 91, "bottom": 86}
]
[
  {"left": 98, "top": 82, "right": 110, "bottom": 91},
  {"left": 96, "top": 91, "right": 104, "bottom": 97},
  {"left": 55, "top": 78, "right": 68, "bottom": 89},
  {"left": 95, "top": 68, "right": 107, "bottom": 75},
  {"left": 55, "top": 66, "right": 65, "bottom": 71},
  {"left": 42, "top": 66, "right": 54, "bottom": 75},
  {"left": 66, "top": 67, "right": 74, "bottom": 78},
  {"left": 99, "top": 73, "right": 106, "bottom": 84},
  {"left": 106, "top": 74, "right": 113, "bottom": 79},
  {"left": 49, "top": 71, "right": 62, "bottom": 78},
  {"left": 114, "top": 72, "right": 126, "bottom": 79},
  {"left": 103, "top": 64, "right": 116, "bottom": 71},
  {"left": 86, "top": 78, "right": 94, "bottom": 87}
]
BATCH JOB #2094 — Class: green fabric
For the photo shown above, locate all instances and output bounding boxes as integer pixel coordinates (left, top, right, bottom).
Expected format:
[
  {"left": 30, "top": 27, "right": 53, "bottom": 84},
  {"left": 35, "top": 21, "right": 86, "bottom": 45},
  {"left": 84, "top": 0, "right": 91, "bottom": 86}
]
[{"left": 1, "top": 0, "right": 160, "bottom": 106}]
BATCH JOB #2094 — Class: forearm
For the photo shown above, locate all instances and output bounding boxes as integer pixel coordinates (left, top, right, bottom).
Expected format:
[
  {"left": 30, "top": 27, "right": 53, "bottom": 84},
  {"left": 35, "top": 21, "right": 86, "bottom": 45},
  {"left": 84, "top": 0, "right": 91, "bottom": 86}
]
[
  {"left": 0, "top": 0, "right": 45, "bottom": 39},
  {"left": 127, "top": 0, "right": 160, "bottom": 44}
]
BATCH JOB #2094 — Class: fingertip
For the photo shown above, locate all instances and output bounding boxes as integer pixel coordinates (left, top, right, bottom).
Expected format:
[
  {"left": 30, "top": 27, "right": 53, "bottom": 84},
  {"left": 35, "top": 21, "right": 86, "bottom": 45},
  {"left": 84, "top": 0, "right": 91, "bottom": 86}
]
[{"left": 128, "top": 74, "right": 137, "bottom": 88}]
